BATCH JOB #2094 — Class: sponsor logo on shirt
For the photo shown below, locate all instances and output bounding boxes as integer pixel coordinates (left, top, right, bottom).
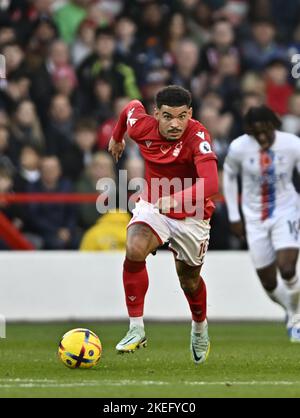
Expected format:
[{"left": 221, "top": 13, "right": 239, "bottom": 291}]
[
  {"left": 196, "top": 131, "right": 206, "bottom": 140},
  {"left": 145, "top": 141, "right": 152, "bottom": 148}
]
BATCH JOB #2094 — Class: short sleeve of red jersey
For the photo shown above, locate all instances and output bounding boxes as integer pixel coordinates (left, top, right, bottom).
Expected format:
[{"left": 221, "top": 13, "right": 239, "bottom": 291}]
[
  {"left": 112, "top": 100, "right": 154, "bottom": 143},
  {"left": 192, "top": 127, "right": 218, "bottom": 165}
]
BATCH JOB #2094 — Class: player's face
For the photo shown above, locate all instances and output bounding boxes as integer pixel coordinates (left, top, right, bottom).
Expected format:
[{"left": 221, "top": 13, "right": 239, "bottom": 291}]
[
  {"left": 249, "top": 122, "right": 276, "bottom": 150},
  {"left": 155, "top": 105, "right": 192, "bottom": 141}
]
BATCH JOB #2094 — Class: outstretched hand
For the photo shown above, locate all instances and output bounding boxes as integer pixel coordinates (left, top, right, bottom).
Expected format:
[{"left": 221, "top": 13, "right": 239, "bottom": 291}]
[{"left": 108, "top": 137, "right": 126, "bottom": 163}]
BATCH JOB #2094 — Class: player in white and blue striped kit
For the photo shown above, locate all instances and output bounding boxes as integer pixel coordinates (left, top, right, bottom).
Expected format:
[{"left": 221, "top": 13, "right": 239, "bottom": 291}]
[{"left": 223, "top": 106, "right": 300, "bottom": 342}]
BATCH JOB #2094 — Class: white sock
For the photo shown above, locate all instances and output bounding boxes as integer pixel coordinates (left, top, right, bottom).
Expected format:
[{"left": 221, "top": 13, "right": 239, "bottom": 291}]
[
  {"left": 282, "top": 275, "right": 300, "bottom": 316},
  {"left": 267, "top": 279, "right": 289, "bottom": 310},
  {"left": 192, "top": 319, "right": 207, "bottom": 333},
  {"left": 129, "top": 316, "right": 144, "bottom": 329}
]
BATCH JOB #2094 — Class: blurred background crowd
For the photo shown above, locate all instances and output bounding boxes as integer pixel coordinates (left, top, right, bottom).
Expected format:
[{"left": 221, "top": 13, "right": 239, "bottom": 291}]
[{"left": 0, "top": 0, "right": 300, "bottom": 251}]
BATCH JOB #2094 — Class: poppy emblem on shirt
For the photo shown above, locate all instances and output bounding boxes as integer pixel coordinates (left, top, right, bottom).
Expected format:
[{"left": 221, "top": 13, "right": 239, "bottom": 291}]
[{"left": 261, "top": 153, "right": 272, "bottom": 170}]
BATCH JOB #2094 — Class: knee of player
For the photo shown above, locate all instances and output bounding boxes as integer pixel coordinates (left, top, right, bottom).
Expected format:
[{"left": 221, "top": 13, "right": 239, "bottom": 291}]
[
  {"left": 279, "top": 265, "right": 297, "bottom": 281},
  {"left": 126, "top": 242, "right": 147, "bottom": 262},
  {"left": 179, "top": 277, "right": 199, "bottom": 294}
]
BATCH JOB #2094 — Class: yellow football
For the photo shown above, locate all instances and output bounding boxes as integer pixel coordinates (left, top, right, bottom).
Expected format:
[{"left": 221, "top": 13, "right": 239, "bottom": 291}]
[{"left": 58, "top": 328, "right": 102, "bottom": 369}]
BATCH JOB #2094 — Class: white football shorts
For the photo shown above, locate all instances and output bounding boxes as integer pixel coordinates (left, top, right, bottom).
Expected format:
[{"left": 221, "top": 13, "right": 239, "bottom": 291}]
[
  {"left": 128, "top": 199, "right": 211, "bottom": 267},
  {"left": 246, "top": 206, "right": 300, "bottom": 270}
]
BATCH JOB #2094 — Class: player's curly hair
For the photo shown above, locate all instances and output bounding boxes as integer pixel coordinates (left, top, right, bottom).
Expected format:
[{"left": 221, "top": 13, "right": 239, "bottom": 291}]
[
  {"left": 244, "top": 105, "right": 282, "bottom": 133},
  {"left": 155, "top": 85, "right": 192, "bottom": 109}
]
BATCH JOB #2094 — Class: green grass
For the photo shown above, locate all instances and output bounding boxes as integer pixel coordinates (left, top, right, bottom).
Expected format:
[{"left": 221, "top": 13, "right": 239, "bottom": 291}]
[{"left": 1, "top": 322, "right": 300, "bottom": 398}]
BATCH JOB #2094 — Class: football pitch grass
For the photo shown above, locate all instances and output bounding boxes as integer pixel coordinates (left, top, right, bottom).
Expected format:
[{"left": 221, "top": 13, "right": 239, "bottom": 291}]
[{"left": 1, "top": 322, "right": 300, "bottom": 398}]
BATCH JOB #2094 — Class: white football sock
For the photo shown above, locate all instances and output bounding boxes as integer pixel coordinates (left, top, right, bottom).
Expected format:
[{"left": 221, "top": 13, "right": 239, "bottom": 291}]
[
  {"left": 282, "top": 275, "right": 300, "bottom": 316},
  {"left": 267, "top": 279, "right": 289, "bottom": 310},
  {"left": 129, "top": 316, "right": 144, "bottom": 329},
  {"left": 192, "top": 319, "right": 207, "bottom": 333}
]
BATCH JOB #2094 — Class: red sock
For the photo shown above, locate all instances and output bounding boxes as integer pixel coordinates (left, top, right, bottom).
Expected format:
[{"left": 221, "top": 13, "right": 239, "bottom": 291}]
[
  {"left": 183, "top": 276, "right": 207, "bottom": 322},
  {"left": 123, "top": 257, "right": 149, "bottom": 317}
]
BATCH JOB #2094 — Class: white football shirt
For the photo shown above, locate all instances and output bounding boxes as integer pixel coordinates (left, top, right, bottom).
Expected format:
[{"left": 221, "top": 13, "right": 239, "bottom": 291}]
[{"left": 223, "top": 131, "right": 300, "bottom": 222}]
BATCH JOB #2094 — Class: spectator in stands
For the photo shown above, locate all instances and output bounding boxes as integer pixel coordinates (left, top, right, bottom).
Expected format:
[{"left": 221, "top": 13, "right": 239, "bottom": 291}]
[
  {"left": 14, "top": 144, "right": 41, "bottom": 192},
  {"left": 0, "top": 125, "right": 14, "bottom": 165},
  {"left": 282, "top": 92, "right": 300, "bottom": 136},
  {"left": 78, "top": 26, "right": 141, "bottom": 106},
  {"left": 240, "top": 71, "right": 266, "bottom": 97},
  {"left": 26, "top": 15, "right": 59, "bottom": 71},
  {"left": 54, "top": 0, "right": 90, "bottom": 44},
  {"left": 170, "top": 38, "right": 201, "bottom": 108},
  {"left": 80, "top": 210, "right": 131, "bottom": 251},
  {"left": 0, "top": 23, "right": 17, "bottom": 49},
  {"left": 71, "top": 18, "right": 97, "bottom": 67},
  {"left": 0, "top": 42, "right": 30, "bottom": 112},
  {"left": 0, "top": 73, "right": 32, "bottom": 114},
  {"left": 52, "top": 64, "right": 79, "bottom": 107},
  {"left": 163, "top": 12, "right": 189, "bottom": 61},
  {"left": 114, "top": 15, "right": 139, "bottom": 68},
  {"left": 198, "top": 105, "right": 233, "bottom": 166},
  {"left": 0, "top": 158, "right": 25, "bottom": 249},
  {"left": 61, "top": 118, "right": 98, "bottom": 182},
  {"left": 30, "top": 39, "right": 71, "bottom": 124},
  {"left": 264, "top": 58, "right": 294, "bottom": 116},
  {"left": 97, "top": 96, "right": 131, "bottom": 152},
  {"left": 76, "top": 151, "right": 115, "bottom": 230},
  {"left": 124, "top": 156, "right": 144, "bottom": 184},
  {"left": 27, "top": 156, "right": 78, "bottom": 250},
  {"left": 209, "top": 52, "right": 241, "bottom": 110},
  {"left": 45, "top": 94, "right": 75, "bottom": 158},
  {"left": 184, "top": 1, "right": 213, "bottom": 48},
  {"left": 1, "top": 42, "right": 27, "bottom": 80},
  {"left": 242, "top": 18, "right": 287, "bottom": 71},
  {"left": 10, "top": 100, "right": 45, "bottom": 165},
  {"left": 91, "top": 76, "right": 114, "bottom": 123},
  {"left": 200, "top": 18, "right": 239, "bottom": 74}
]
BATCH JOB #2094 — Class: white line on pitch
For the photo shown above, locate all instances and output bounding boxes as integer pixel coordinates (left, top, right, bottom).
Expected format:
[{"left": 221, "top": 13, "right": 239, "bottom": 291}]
[{"left": 0, "top": 379, "right": 300, "bottom": 388}]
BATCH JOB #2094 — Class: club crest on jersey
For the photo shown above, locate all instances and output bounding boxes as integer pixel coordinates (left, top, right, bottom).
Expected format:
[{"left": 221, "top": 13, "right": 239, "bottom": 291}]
[
  {"left": 173, "top": 142, "right": 183, "bottom": 157},
  {"left": 127, "top": 108, "right": 138, "bottom": 127},
  {"left": 199, "top": 141, "right": 212, "bottom": 154}
]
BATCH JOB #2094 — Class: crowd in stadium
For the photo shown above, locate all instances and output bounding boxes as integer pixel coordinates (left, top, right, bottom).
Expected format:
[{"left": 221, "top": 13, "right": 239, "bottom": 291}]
[{"left": 0, "top": 0, "right": 300, "bottom": 251}]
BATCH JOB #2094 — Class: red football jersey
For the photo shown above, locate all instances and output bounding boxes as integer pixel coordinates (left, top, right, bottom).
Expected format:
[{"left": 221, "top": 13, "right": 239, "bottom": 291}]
[{"left": 113, "top": 100, "right": 218, "bottom": 219}]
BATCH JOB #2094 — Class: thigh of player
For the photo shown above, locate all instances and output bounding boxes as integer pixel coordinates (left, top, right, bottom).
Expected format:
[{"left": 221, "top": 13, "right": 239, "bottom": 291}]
[
  {"left": 272, "top": 209, "right": 300, "bottom": 253},
  {"left": 126, "top": 200, "right": 170, "bottom": 260},
  {"left": 271, "top": 209, "right": 300, "bottom": 276},
  {"left": 245, "top": 220, "right": 276, "bottom": 270},
  {"left": 167, "top": 217, "right": 211, "bottom": 267}
]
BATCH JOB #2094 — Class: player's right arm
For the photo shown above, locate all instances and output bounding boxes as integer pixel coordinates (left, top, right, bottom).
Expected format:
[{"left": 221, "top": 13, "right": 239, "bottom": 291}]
[
  {"left": 223, "top": 140, "right": 245, "bottom": 239},
  {"left": 109, "top": 100, "right": 152, "bottom": 162}
]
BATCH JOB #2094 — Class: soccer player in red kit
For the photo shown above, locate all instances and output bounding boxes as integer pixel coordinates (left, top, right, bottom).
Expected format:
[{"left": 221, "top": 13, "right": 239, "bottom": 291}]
[{"left": 109, "top": 86, "right": 218, "bottom": 364}]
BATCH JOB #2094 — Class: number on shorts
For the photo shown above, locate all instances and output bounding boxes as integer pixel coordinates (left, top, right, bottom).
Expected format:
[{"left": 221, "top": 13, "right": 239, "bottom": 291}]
[{"left": 199, "top": 239, "right": 209, "bottom": 264}]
